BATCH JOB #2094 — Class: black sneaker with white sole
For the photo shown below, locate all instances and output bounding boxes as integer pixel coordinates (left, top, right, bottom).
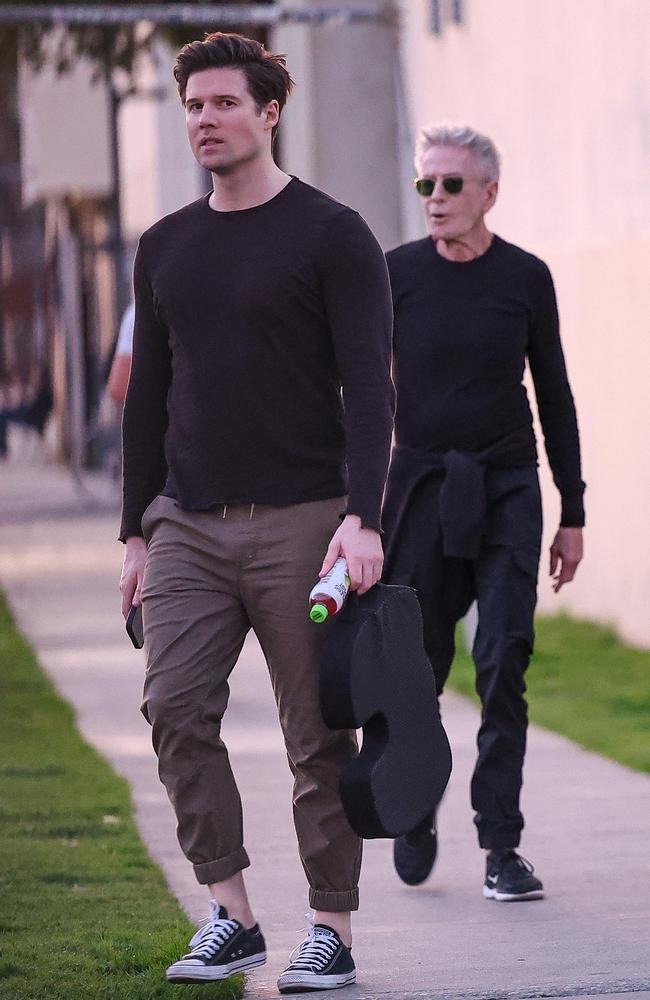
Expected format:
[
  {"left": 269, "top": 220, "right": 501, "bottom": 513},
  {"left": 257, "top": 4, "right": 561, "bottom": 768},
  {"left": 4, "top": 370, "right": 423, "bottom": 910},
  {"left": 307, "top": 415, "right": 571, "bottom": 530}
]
[
  {"left": 277, "top": 920, "right": 356, "bottom": 993},
  {"left": 166, "top": 899, "right": 266, "bottom": 982},
  {"left": 483, "top": 849, "right": 544, "bottom": 901},
  {"left": 393, "top": 815, "right": 437, "bottom": 886}
]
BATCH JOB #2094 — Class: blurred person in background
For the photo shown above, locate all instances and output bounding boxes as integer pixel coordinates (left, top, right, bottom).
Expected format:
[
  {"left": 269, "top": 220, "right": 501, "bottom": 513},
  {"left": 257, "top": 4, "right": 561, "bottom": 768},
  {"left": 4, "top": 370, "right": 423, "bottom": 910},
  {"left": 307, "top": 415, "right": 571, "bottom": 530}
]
[
  {"left": 106, "top": 300, "right": 135, "bottom": 406},
  {"left": 0, "top": 369, "right": 25, "bottom": 459},
  {"left": 118, "top": 31, "right": 393, "bottom": 993},
  {"left": 0, "top": 362, "right": 52, "bottom": 459},
  {"left": 94, "top": 300, "right": 135, "bottom": 482},
  {"left": 383, "top": 123, "right": 585, "bottom": 903}
]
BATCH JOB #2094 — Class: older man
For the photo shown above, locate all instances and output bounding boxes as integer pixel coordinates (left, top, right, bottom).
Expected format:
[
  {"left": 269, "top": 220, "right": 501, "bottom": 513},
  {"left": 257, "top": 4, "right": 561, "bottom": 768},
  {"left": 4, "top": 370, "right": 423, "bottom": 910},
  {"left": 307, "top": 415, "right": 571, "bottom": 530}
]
[{"left": 383, "top": 124, "right": 585, "bottom": 901}]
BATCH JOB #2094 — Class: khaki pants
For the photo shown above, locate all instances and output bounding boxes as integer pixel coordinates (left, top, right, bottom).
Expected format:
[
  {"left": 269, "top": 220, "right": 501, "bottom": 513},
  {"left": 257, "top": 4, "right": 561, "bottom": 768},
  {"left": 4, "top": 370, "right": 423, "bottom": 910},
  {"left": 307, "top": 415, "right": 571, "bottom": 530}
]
[{"left": 140, "top": 494, "right": 361, "bottom": 912}]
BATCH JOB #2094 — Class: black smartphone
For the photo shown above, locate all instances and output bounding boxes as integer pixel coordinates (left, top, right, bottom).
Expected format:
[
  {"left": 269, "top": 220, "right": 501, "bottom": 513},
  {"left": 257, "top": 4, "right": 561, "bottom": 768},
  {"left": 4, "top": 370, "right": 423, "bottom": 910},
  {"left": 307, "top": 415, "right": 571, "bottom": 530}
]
[{"left": 126, "top": 604, "right": 144, "bottom": 649}]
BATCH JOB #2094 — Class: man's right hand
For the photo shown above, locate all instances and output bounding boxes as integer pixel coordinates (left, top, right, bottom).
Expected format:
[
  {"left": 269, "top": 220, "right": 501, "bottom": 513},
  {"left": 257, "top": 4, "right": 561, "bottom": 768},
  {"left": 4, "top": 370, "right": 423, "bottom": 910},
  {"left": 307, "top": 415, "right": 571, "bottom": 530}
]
[
  {"left": 549, "top": 526, "right": 583, "bottom": 593},
  {"left": 120, "top": 536, "right": 147, "bottom": 617}
]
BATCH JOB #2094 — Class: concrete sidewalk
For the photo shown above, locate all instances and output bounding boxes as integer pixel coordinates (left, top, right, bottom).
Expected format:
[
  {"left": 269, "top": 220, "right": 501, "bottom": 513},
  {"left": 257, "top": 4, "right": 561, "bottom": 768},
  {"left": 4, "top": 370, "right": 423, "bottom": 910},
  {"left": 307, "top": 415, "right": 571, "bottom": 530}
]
[{"left": 0, "top": 461, "right": 648, "bottom": 1000}]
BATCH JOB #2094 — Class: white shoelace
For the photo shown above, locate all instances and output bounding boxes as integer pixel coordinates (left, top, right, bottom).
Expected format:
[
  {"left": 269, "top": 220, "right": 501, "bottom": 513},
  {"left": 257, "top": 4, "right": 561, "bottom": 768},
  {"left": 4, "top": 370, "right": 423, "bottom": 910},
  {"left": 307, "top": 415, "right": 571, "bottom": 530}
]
[
  {"left": 187, "top": 899, "right": 238, "bottom": 960},
  {"left": 287, "top": 913, "right": 339, "bottom": 972}
]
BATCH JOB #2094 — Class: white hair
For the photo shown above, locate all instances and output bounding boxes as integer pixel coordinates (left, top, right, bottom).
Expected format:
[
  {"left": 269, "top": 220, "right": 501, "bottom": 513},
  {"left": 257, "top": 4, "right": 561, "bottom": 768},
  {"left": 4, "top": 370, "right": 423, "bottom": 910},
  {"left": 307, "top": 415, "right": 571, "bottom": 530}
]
[{"left": 415, "top": 122, "right": 501, "bottom": 181}]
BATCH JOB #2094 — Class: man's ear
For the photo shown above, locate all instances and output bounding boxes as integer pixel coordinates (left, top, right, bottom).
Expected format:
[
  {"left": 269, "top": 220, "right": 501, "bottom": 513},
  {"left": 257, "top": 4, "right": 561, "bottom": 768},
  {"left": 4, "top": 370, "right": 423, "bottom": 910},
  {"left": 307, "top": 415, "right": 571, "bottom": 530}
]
[
  {"left": 485, "top": 179, "right": 499, "bottom": 212},
  {"left": 264, "top": 100, "right": 280, "bottom": 130}
]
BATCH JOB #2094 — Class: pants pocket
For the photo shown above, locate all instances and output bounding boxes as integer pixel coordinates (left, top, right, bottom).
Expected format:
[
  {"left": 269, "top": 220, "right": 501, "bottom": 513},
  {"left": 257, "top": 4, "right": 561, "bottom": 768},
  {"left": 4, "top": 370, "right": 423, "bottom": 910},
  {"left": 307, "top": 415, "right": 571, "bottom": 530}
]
[{"left": 141, "top": 495, "right": 177, "bottom": 543}]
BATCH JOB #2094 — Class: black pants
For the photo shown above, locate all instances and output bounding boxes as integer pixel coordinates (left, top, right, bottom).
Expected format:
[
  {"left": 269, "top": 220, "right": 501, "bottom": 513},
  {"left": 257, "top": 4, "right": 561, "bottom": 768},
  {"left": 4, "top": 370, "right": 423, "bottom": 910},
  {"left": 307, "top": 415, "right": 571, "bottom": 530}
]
[{"left": 386, "top": 466, "right": 542, "bottom": 849}]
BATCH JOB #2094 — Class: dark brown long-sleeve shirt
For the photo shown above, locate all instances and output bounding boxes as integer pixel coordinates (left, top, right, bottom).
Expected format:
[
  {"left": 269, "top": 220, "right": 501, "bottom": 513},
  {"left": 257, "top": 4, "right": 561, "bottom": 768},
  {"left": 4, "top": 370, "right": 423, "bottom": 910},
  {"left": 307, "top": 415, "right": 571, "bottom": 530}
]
[{"left": 120, "top": 178, "right": 395, "bottom": 541}]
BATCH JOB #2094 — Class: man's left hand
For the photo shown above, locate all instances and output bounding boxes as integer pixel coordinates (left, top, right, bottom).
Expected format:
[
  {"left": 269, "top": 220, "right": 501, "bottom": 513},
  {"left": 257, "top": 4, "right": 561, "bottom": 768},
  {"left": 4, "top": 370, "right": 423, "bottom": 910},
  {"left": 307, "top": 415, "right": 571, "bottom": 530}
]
[
  {"left": 320, "top": 514, "right": 383, "bottom": 595},
  {"left": 549, "top": 526, "right": 583, "bottom": 592}
]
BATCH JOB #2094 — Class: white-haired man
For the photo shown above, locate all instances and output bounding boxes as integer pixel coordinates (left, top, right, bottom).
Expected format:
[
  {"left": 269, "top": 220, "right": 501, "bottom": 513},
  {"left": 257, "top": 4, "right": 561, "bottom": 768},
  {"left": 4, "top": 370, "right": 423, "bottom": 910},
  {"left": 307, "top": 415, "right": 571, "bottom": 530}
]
[{"left": 383, "top": 124, "right": 585, "bottom": 900}]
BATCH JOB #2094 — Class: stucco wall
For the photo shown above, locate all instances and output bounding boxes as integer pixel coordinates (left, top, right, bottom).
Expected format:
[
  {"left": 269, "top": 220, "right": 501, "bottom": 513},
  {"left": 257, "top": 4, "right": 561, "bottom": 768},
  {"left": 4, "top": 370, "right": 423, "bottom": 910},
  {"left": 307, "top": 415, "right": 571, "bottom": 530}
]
[
  {"left": 397, "top": 0, "right": 650, "bottom": 646},
  {"left": 119, "top": 40, "right": 205, "bottom": 246},
  {"left": 19, "top": 41, "right": 111, "bottom": 205},
  {"left": 272, "top": 0, "right": 406, "bottom": 250}
]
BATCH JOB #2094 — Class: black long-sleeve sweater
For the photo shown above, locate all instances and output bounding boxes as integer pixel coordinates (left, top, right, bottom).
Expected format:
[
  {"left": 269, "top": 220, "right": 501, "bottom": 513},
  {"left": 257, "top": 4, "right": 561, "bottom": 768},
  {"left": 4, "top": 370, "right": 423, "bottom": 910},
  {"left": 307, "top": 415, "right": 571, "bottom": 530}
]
[
  {"left": 386, "top": 235, "right": 585, "bottom": 526},
  {"left": 120, "top": 178, "right": 395, "bottom": 541}
]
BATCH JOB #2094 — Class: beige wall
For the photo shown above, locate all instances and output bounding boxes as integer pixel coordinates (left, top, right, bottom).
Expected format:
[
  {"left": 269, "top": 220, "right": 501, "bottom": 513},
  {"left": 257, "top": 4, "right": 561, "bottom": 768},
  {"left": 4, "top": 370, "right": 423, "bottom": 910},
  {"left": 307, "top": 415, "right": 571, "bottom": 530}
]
[
  {"left": 398, "top": 0, "right": 650, "bottom": 646},
  {"left": 19, "top": 37, "right": 203, "bottom": 246},
  {"left": 119, "top": 40, "right": 204, "bottom": 246},
  {"left": 272, "top": 0, "right": 406, "bottom": 249},
  {"left": 19, "top": 38, "right": 111, "bottom": 205}
]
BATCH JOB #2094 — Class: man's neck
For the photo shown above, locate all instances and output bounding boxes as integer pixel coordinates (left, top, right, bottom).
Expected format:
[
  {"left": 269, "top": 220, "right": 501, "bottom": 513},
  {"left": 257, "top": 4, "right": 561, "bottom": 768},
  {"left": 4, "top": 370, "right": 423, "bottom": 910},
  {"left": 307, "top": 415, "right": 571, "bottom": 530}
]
[
  {"left": 208, "top": 157, "right": 291, "bottom": 213},
  {"left": 435, "top": 222, "right": 494, "bottom": 262}
]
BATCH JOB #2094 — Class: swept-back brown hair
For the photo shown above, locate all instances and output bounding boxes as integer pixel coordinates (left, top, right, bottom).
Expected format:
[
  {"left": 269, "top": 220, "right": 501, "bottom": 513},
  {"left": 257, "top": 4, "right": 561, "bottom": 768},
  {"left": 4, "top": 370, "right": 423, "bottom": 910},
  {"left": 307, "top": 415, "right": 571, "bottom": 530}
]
[{"left": 174, "top": 32, "right": 294, "bottom": 144}]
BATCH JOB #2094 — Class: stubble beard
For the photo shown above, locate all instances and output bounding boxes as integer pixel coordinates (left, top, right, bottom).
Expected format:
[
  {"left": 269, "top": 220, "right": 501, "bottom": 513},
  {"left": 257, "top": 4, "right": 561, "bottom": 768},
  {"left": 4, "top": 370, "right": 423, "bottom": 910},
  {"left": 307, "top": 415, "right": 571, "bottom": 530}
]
[{"left": 209, "top": 144, "right": 261, "bottom": 178}]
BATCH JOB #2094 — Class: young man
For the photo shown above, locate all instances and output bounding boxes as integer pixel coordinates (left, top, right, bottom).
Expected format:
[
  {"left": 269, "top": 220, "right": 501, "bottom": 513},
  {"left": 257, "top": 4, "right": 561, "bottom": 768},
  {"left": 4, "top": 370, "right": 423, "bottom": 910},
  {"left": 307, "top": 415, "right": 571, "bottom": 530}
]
[
  {"left": 119, "top": 33, "right": 394, "bottom": 992},
  {"left": 383, "top": 124, "right": 585, "bottom": 902}
]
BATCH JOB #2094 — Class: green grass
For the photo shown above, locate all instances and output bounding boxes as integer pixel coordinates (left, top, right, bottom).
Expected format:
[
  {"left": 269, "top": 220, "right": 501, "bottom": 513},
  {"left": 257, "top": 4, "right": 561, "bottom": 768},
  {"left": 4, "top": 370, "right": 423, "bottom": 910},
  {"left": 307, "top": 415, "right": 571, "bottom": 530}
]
[
  {"left": 0, "top": 594, "right": 243, "bottom": 1000},
  {"left": 449, "top": 613, "right": 650, "bottom": 774}
]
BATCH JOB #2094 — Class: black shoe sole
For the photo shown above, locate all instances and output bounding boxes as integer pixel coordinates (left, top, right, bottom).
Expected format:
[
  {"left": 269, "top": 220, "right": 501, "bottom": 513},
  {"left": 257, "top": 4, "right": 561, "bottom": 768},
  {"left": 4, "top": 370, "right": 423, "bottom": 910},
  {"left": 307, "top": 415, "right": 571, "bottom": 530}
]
[{"left": 393, "top": 832, "right": 437, "bottom": 886}]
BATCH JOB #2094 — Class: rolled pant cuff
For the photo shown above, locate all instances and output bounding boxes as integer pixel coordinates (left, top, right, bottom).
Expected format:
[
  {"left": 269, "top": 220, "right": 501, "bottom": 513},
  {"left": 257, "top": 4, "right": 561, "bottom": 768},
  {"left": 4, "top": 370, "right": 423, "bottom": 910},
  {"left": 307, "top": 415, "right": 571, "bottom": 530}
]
[
  {"left": 309, "top": 887, "right": 359, "bottom": 912},
  {"left": 193, "top": 847, "right": 250, "bottom": 885},
  {"left": 478, "top": 833, "right": 522, "bottom": 850}
]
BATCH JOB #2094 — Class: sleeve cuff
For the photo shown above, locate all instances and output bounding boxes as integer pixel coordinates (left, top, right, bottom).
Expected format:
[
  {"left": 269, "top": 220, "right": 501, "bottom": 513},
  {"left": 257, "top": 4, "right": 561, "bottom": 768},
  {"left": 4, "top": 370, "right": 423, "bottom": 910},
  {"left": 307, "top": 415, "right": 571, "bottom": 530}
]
[
  {"left": 118, "top": 523, "right": 144, "bottom": 544},
  {"left": 343, "top": 503, "right": 382, "bottom": 534},
  {"left": 560, "top": 493, "right": 585, "bottom": 528}
]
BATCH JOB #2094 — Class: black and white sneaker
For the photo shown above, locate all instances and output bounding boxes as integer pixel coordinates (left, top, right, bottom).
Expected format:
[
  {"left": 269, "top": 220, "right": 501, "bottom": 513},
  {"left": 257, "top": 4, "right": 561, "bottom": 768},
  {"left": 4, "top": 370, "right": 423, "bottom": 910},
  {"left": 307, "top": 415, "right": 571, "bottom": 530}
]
[
  {"left": 166, "top": 899, "right": 266, "bottom": 982},
  {"left": 483, "top": 849, "right": 544, "bottom": 901},
  {"left": 393, "top": 815, "right": 438, "bottom": 886},
  {"left": 277, "top": 917, "right": 356, "bottom": 993}
]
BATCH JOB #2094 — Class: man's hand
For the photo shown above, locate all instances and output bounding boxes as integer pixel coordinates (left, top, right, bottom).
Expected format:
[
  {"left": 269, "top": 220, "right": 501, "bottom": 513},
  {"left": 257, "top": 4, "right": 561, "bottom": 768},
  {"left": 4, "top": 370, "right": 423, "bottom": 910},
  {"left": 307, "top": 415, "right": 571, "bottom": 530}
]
[
  {"left": 320, "top": 514, "right": 383, "bottom": 595},
  {"left": 120, "top": 537, "right": 147, "bottom": 617},
  {"left": 549, "top": 526, "right": 583, "bottom": 593}
]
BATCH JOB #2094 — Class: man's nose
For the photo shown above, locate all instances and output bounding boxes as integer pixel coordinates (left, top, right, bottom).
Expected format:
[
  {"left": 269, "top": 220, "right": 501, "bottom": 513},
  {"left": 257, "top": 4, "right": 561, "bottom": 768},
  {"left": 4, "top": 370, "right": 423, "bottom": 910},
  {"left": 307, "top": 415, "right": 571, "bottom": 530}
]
[{"left": 199, "top": 105, "right": 218, "bottom": 128}]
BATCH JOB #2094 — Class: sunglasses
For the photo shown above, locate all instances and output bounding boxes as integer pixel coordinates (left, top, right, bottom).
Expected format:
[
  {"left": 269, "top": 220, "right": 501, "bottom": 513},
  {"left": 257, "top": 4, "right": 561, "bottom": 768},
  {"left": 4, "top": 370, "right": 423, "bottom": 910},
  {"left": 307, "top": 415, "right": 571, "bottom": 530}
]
[{"left": 414, "top": 176, "right": 464, "bottom": 197}]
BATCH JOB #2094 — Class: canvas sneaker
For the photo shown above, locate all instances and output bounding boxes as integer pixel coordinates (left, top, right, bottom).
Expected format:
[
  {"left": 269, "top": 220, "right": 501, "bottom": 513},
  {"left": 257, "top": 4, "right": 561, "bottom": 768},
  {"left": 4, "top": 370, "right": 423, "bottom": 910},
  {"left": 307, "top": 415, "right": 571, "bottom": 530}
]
[
  {"left": 393, "top": 815, "right": 438, "bottom": 885},
  {"left": 166, "top": 899, "right": 266, "bottom": 982},
  {"left": 277, "top": 916, "right": 356, "bottom": 993},
  {"left": 483, "top": 849, "right": 544, "bottom": 901}
]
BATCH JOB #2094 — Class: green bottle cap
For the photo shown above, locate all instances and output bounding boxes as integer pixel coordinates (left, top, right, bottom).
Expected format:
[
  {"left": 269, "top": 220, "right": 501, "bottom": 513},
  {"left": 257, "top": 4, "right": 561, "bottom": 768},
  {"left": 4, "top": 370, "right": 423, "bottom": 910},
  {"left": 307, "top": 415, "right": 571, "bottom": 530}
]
[{"left": 310, "top": 603, "right": 329, "bottom": 623}]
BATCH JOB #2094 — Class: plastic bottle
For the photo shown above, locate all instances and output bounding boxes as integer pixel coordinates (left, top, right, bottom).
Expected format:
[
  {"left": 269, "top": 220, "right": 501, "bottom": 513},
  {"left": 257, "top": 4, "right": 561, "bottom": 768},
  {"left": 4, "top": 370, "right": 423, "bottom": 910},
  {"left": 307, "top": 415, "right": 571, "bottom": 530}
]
[{"left": 309, "top": 557, "right": 351, "bottom": 623}]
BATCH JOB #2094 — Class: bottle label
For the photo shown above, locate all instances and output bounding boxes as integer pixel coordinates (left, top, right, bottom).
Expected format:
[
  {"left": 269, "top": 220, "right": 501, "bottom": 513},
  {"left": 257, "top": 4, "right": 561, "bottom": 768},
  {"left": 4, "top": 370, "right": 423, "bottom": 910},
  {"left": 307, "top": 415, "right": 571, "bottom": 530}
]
[{"left": 309, "top": 557, "right": 350, "bottom": 615}]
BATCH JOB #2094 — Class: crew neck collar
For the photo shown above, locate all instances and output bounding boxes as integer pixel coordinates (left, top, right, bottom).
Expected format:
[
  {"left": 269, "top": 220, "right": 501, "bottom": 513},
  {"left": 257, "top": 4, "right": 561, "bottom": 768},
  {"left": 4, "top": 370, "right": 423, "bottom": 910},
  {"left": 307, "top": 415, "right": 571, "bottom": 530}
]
[
  {"left": 204, "top": 176, "right": 297, "bottom": 217},
  {"left": 428, "top": 233, "right": 500, "bottom": 266}
]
